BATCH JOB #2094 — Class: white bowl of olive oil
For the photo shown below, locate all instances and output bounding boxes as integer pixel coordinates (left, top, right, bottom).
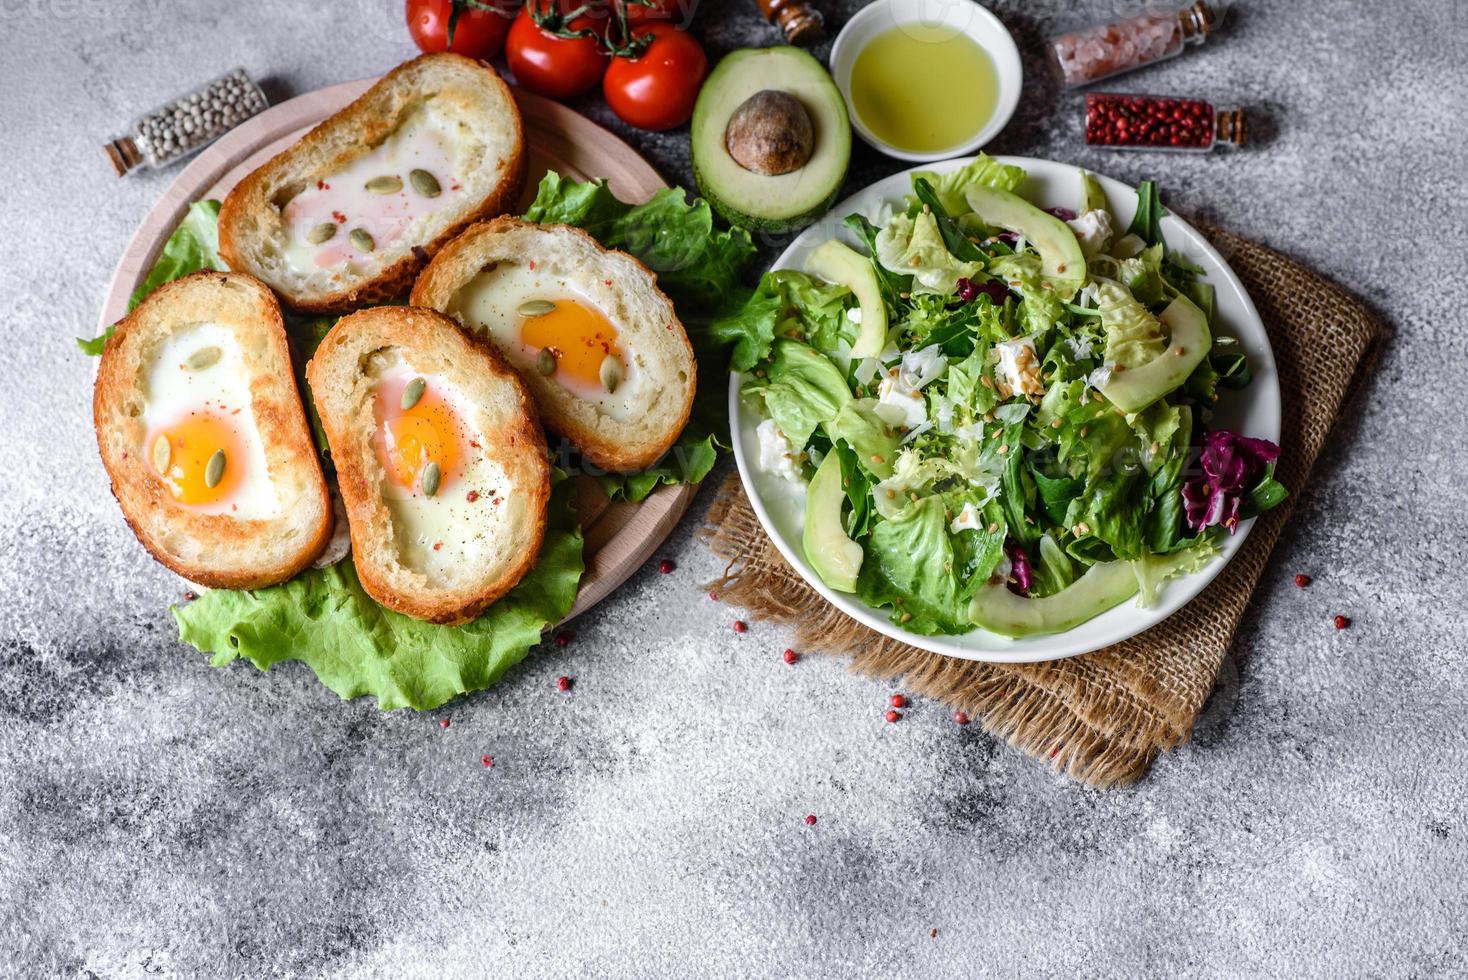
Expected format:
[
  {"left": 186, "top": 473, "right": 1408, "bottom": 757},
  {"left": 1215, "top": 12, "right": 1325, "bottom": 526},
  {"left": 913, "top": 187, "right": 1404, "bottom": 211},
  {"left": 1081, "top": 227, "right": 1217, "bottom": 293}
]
[{"left": 830, "top": 0, "right": 1022, "bottom": 162}]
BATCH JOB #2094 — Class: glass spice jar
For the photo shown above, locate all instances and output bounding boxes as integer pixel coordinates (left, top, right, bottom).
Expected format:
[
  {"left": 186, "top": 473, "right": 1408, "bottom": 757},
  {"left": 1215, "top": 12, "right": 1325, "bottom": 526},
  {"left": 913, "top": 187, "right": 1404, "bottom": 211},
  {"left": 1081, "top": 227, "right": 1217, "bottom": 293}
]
[
  {"left": 1085, "top": 93, "right": 1246, "bottom": 151},
  {"left": 104, "top": 68, "right": 268, "bottom": 177},
  {"left": 1048, "top": 1, "right": 1222, "bottom": 89},
  {"left": 752, "top": 0, "right": 824, "bottom": 45}
]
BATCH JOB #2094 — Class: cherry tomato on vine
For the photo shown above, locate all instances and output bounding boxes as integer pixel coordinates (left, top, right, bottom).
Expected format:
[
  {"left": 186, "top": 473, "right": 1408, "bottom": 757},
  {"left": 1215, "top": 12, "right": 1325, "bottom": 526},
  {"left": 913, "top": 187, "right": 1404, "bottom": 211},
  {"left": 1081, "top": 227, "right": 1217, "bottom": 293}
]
[
  {"left": 603, "top": 23, "right": 708, "bottom": 130},
  {"left": 617, "top": 0, "right": 691, "bottom": 25},
  {"left": 406, "top": 0, "right": 517, "bottom": 59},
  {"left": 506, "top": 0, "right": 610, "bottom": 100}
]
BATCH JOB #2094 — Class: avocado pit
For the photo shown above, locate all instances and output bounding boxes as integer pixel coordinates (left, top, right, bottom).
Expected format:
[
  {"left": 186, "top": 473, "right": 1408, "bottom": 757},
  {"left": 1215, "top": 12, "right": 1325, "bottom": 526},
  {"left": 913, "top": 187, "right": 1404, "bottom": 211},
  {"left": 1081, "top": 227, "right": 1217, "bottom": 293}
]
[{"left": 725, "top": 90, "right": 814, "bottom": 177}]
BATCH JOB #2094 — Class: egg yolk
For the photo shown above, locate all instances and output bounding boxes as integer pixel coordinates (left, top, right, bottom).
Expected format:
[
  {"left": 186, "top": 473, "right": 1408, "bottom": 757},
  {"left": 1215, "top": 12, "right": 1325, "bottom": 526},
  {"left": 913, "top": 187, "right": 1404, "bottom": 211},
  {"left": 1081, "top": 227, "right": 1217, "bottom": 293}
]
[
  {"left": 151, "top": 412, "right": 243, "bottom": 505},
  {"left": 521, "top": 300, "right": 621, "bottom": 389},
  {"left": 374, "top": 377, "right": 465, "bottom": 492}
]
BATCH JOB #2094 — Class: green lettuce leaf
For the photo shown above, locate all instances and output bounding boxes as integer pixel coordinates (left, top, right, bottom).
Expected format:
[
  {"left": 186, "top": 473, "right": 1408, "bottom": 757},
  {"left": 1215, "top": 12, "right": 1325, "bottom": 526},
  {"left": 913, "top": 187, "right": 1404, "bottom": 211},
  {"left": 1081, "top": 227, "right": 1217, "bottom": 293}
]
[
  {"left": 1097, "top": 280, "right": 1166, "bottom": 369},
  {"left": 710, "top": 270, "right": 852, "bottom": 372},
  {"left": 855, "top": 497, "right": 971, "bottom": 635},
  {"left": 523, "top": 171, "right": 754, "bottom": 317},
  {"left": 174, "top": 475, "right": 585, "bottom": 711},
  {"left": 1125, "top": 179, "right": 1167, "bottom": 248},
  {"left": 987, "top": 253, "right": 1065, "bottom": 336},
  {"left": 1118, "top": 243, "right": 1166, "bottom": 308},
  {"left": 598, "top": 430, "right": 719, "bottom": 502},
  {"left": 743, "top": 338, "right": 851, "bottom": 449},
  {"left": 79, "top": 199, "right": 224, "bottom": 354},
  {"left": 823, "top": 400, "right": 898, "bottom": 480},
  {"left": 875, "top": 210, "right": 984, "bottom": 296},
  {"left": 910, "top": 153, "right": 1027, "bottom": 216}
]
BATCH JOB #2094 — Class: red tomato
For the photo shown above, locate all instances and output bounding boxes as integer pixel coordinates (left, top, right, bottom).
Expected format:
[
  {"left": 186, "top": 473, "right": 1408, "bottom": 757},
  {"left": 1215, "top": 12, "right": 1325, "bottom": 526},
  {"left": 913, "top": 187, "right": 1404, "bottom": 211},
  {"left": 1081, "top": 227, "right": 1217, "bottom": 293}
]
[
  {"left": 617, "top": 0, "right": 691, "bottom": 24},
  {"left": 603, "top": 23, "right": 708, "bottom": 130},
  {"left": 406, "top": 0, "right": 517, "bottom": 59},
  {"left": 506, "top": 0, "right": 610, "bottom": 100}
]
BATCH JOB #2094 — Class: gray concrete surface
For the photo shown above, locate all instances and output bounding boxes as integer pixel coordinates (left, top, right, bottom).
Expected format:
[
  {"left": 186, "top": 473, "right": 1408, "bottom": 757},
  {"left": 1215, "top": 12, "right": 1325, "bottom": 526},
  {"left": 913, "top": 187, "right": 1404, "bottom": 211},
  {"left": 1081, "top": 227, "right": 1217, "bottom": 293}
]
[{"left": 3, "top": 1, "right": 1466, "bottom": 976}]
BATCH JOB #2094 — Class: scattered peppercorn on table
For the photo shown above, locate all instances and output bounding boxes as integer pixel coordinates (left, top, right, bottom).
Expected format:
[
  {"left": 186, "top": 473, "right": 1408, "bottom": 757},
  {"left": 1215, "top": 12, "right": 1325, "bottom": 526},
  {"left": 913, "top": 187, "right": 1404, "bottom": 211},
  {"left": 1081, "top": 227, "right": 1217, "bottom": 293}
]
[{"left": 4, "top": 0, "right": 1465, "bottom": 976}]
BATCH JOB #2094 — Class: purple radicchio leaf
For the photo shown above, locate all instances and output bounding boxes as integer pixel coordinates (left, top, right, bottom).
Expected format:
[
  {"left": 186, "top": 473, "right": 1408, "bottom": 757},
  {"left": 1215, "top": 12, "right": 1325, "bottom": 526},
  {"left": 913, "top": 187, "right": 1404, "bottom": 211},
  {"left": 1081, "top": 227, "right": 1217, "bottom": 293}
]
[
  {"left": 1005, "top": 539, "right": 1034, "bottom": 595},
  {"left": 1184, "top": 430, "right": 1281, "bottom": 534}
]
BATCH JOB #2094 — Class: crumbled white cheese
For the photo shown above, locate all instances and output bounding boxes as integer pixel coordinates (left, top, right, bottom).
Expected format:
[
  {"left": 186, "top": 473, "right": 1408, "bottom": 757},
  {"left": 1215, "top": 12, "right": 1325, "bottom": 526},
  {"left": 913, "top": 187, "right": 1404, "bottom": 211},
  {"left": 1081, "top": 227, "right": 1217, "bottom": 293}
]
[
  {"left": 846, "top": 307, "right": 863, "bottom": 324},
  {"left": 899, "top": 420, "right": 934, "bottom": 445},
  {"left": 953, "top": 422, "right": 985, "bottom": 444},
  {"left": 1087, "top": 362, "right": 1116, "bottom": 390},
  {"left": 991, "top": 554, "right": 1014, "bottom": 585},
  {"left": 875, "top": 369, "right": 928, "bottom": 430},
  {"left": 994, "top": 336, "right": 1045, "bottom": 397},
  {"left": 933, "top": 395, "right": 955, "bottom": 433},
  {"left": 994, "top": 403, "right": 1031, "bottom": 426},
  {"left": 1066, "top": 335, "right": 1095, "bottom": 360},
  {"left": 756, "top": 419, "right": 805, "bottom": 485},
  {"left": 1067, "top": 209, "right": 1115, "bottom": 257},
  {"left": 1112, "top": 233, "right": 1146, "bottom": 259},
  {"left": 950, "top": 501, "right": 983, "bottom": 533},
  {"left": 853, "top": 357, "right": 880, "bottom": 386},
  {"left": 900, "top": 344, "right": 947, "bottom": 390}
]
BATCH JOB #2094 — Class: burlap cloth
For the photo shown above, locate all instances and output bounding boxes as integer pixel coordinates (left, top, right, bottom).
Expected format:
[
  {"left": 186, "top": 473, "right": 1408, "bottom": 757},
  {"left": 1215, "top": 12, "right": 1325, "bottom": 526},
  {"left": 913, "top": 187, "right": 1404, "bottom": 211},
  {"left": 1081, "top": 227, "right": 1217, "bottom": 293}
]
[{"left": 701, "top": 227, "right": 1383, "bottom": 787}]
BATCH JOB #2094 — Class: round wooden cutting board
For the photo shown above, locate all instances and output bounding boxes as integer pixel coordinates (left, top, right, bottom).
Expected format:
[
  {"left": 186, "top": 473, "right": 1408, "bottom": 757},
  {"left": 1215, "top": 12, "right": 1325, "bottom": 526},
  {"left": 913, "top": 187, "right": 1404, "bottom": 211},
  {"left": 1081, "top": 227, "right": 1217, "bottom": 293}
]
[{"left": 97, "top": 81, "right": 696, "bottom": 622}]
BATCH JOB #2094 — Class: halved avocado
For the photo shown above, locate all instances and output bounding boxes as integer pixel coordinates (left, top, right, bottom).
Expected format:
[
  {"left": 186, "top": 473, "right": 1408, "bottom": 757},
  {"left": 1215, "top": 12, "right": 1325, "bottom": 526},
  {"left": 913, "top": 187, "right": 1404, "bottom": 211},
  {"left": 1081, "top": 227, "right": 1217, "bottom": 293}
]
[
  {"left": 964, "top": 185, "right": 1086, "bottom": 298},
  {"left": 805, "top": 240, "right": 886, "bottom": 357},
  {"left": 692, "top": 47, "right": 851, "bottom": 233},
  {"left": 1100, "top": 295, "right": 1211, "bottom": 413},
  {"left": 967, "top": 560, "right": 1138, "bottom": 638},
  {"left": 803, "top": 452, "right": 863, "bottom": 593}
]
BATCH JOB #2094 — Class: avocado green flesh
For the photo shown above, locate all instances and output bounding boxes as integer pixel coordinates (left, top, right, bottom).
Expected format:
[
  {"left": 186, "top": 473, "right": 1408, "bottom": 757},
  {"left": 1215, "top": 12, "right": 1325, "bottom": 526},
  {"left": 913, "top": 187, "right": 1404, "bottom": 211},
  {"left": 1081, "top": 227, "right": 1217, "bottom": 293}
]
[
  {"left": 1081, "top": 171, "right": 1108, "bottom": 213},
  {"left": 691, "top": 47, "right": 851, "bottom": 234},
  {"left": 803, "top": 452, "right": 863, "bottom": 593},
  {"left": 1100, "top": 295, "right": 1211, "bottom": 413},
  {"left": 967, "top": 560, "right": 1138, "bottom": 638},
  {"left": 963, "top": 185, "right": 1087, "bottom": 299},
  {"left": 804, "top": 240, "right": 887, "bottom": 357}
]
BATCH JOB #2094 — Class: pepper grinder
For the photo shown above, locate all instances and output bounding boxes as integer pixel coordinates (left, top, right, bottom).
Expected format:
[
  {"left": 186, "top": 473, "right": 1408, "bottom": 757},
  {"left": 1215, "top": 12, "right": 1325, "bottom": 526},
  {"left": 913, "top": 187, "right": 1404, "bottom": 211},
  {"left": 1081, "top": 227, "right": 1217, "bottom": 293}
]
[{"left": 754, "top": 0, "right": 824, "bottom": 44}]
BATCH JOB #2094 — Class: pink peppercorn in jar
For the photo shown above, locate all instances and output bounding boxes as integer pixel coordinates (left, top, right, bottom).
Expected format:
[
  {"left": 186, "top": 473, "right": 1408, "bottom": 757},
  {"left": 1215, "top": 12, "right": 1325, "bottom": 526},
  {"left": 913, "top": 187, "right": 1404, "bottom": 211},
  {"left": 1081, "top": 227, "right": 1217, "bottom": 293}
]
[
  {"left": 1085, "top": 92, "right": 1246, "bottom": 151},
  {"left": 1049, "top": 1, "right": 1223, "bottom": 89}
]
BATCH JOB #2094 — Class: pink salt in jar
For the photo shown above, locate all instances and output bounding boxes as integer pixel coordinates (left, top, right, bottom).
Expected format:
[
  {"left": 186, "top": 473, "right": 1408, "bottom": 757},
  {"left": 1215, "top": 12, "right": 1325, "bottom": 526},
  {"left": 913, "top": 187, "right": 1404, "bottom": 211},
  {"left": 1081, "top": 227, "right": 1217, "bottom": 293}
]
[{"left": 1048, "top": 1, "right": 1223, "bottom": 89}]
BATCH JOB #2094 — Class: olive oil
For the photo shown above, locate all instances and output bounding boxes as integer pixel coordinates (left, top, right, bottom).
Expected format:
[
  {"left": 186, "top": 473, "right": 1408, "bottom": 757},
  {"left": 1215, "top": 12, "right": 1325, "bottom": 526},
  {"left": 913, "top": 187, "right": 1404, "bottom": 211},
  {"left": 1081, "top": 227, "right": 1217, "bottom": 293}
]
[{"left": 850, "top": 24, "right": 999, "bottom": 154}]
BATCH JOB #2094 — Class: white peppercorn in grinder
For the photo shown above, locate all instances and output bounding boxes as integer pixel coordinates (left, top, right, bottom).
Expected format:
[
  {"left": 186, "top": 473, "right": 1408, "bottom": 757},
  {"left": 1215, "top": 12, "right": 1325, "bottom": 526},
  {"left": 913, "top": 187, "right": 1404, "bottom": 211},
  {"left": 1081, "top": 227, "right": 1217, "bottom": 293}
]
[{"left": 104, "top": 68, "right": 269, "bottom": 176}]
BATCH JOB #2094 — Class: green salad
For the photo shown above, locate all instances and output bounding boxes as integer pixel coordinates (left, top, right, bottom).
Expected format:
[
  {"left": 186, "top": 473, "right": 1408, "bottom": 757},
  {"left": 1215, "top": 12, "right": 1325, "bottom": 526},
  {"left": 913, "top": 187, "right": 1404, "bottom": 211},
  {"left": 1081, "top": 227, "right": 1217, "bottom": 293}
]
[
  {"left": 715, "top": 155, "right": 1286, "bottom": 638},
  {"left": 85, "top": 174, "right": 756, "bottom": 709}
]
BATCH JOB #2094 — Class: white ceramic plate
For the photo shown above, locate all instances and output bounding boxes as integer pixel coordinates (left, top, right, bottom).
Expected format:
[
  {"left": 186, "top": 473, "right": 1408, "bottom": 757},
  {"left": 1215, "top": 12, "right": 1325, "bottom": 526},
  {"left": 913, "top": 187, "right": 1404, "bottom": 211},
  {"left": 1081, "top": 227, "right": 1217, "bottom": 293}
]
[{"left": 729, "top": 156, "right": 1282, "bottom": 663}]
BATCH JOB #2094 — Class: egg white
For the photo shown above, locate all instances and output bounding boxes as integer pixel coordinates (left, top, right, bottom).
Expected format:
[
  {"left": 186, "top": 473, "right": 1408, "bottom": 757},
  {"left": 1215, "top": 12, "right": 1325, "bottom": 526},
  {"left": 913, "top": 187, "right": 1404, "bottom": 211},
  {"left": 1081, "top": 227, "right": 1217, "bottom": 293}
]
[
  {"left": 451, "top": 263, "right": 643, "bottom": 422},
  {"left": 142, "top": 324, "right": 280, "bottom": 519},
  {"left": 280, "top": 104, "right": 467, "bottom": 279},
  {"left": 372, "top": 359, "right": 528, "bottom": 587}
]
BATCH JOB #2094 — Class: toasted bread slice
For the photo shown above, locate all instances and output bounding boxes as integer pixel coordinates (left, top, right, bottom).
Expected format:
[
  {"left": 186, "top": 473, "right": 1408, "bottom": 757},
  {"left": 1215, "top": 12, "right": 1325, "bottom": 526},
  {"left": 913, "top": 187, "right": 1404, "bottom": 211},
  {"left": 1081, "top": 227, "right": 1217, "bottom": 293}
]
[
  {"left": 306, "top": 306, "right": 551, "bottom": 625},
  {"left": 218, "top": 53, "right": 525, "bottom": 314},
  {"left": 94, "top": 272, "right": 333, "bottom": 589},
  {"left": 411, "top": 218, "right": 696, "bottom": 473}
]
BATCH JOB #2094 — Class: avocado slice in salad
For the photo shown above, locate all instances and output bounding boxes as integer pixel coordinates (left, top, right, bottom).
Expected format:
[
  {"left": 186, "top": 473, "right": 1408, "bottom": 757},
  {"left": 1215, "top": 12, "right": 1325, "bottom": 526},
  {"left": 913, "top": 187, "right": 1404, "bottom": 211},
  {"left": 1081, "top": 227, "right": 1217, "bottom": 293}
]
[
  {"left": 963, "top": 185, "right": 1086, "bottom": 298},
  {"left": 803, "top": 451, "right": 863, "bottom": 593},
  {"left": 691, "top": 47, "right": 851, "bottom": 233},
  {"left": 805, "top": 240, "right": 888, "bottom": 357},
  {"left": 1100, "top": 294, "right": 1211, "bottom": 413},
  {"left": 1081, "top": 170, "right": 1108, "bottom": 214},
  {"left": 967, "top": 560, "right": 1139, "bottom": 638}
]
